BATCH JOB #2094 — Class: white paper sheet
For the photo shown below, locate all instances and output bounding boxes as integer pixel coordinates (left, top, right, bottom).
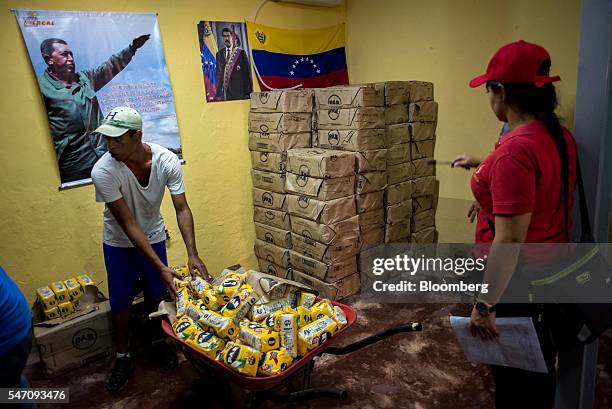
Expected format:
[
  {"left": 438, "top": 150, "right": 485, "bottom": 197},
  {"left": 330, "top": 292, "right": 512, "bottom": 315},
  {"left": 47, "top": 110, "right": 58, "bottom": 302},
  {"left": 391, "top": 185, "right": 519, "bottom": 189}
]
[{"left": 449, "top": 316, "right": 548, "bottom": 373}]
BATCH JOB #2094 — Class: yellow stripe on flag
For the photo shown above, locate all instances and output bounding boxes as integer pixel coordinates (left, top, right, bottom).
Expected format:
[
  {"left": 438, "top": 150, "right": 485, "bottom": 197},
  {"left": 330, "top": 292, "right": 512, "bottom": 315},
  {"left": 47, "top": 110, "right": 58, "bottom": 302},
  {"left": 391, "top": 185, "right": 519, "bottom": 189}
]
[
  {"left": 204, "top": 21, "right": 218, "bottom": 55},
  {"left": 247, "top": 22, "right": 345, "bottom": 55}
]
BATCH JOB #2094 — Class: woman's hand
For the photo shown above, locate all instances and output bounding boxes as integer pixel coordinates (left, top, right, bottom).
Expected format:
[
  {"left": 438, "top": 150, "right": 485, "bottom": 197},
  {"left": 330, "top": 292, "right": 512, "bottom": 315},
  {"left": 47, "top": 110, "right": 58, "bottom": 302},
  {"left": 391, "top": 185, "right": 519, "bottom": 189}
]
[
  {"left": 469, "top": 305, "right": 499, "bottom": 340},
  {"left": 452, "top": 154, "right": 481, "bottom": 169}
]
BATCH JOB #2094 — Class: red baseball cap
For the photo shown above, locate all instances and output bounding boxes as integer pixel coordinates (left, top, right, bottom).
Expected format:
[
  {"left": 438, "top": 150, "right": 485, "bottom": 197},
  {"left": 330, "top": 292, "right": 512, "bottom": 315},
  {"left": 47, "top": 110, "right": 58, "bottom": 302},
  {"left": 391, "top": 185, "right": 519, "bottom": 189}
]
[{"left": 469, "top": 40, "right": 561, "bottom": 88}]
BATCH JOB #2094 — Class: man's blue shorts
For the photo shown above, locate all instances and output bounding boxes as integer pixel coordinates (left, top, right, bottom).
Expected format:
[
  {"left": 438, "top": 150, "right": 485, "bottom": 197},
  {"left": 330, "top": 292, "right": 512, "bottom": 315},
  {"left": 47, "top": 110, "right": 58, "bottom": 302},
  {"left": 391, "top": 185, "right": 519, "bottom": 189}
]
[{"left": 103, "top": 241, "right": 168, "bottom": 313}]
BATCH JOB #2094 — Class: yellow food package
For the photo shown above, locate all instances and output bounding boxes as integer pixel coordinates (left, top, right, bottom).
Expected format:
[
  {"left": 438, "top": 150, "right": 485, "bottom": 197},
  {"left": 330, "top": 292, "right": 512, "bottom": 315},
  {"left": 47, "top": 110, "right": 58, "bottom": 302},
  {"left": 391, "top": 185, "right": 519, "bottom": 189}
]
[
  {"left": 172, "top": 315, "right": 200, "bottom": 341},
  {"left": 296, "top": 306, "right": 313, "bottom": 329},
  {"left": 64, "top": 278, "right": 82, "bottom": 301},
  {"left": 50, "top": 281, "right": 70, "bottom": 303},
  {"left": 332, "top": 305, "right": 348, "bottom": 333},
  {"left": 269, "top": 283, "right": 288, "bottom": 300},
  {"left": 191, "top": 276, "right": 212, "bottom": 298},
  {"left": 262, "top": 310, "right": 284, "bottom": 332},
  {"left": 197, "top": 309, "right": 238, "bottom": 339},
  {"left": 36, "top": 286, "right": 57, "bottom": 310},
  {"left": 226, "top": 270, "right": 248, "bottom": 284},
  {"left": 310, "top": 300, "right": 335, "bottom": 321},
  {"left": 217, "top": 274, "right": 244, "bottom": 304},
  {"left": 76, "top": 274, "right": 95, "bottom": 288},
  {"left": 217, "top": 341, "right": 261, "bottom": 377},
  {"left": 185, "top": 329, "right": 226, "bottom": 358},
  {"left": 173, "top": 277, "right": 191, "bottom": 292},
  {"left": 44, "top": 307, "right": 60, "bottom": 320},
  {"left": 258, "top": 349, "right": 294, "bottom": 377},
  {"left": 299, "top": 292, "right": 317, "bottom": 309},
  {"left": 185, "top": 299, "right": 209, "bottom": 322},
  {"left": 221, "top": 284, "right": 259, "bottom": 323},
  {"left": 279, "top": 311, "right": 298, "bottom": 358},
  {"left": 238, "top": 319, "right": 281, "bottom": 352},
  {"left": 173, "top": 265, "right": 191, "bottom": 279},
  {"left": 251, "top": 298, "right": 291, "bottom": 322},
  {"left": 285, "top": 287, "right": 300, "bottom": 309},
  {"left": 297, "top": 316, "right": 337, "bottom": 356},
  {"left": 175, "top": 287, "right": 191, "bottom": 317},
  {"left": 58, "top": 301, "right": 75, "bottom": 317},
  {"left": 202, "top": 288, "right": 223, "bottom": 311}
]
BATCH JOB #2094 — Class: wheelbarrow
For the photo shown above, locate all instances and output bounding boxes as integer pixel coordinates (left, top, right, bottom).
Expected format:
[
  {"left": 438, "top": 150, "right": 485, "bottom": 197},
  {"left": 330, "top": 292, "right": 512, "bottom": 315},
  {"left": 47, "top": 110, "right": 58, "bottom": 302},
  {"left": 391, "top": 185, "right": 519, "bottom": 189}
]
[{"left": 162, "top": 300, "right": 422, "bottom": 408}]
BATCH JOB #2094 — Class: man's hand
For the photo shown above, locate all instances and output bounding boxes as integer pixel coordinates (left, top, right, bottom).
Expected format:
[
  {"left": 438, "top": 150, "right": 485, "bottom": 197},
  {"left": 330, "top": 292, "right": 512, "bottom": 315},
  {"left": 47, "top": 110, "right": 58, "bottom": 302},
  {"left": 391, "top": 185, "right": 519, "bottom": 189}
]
[
  {"left": 188, "top": 255, "right": 213, "bottom": 282},
  {"left": 469, "top": 306, "right": 499, "bottom": 340},
  {"left": 130, "top": 34, "right": 150, "bottom": 51},
  {"left": 160, "top": 265, "right": 183, "bottom": 300},
  {"left": 468, "top": 201, "right": 481, "bottom": 223},
  {"left": 451, "top": 154, "right": 481, "bottom": 169}
]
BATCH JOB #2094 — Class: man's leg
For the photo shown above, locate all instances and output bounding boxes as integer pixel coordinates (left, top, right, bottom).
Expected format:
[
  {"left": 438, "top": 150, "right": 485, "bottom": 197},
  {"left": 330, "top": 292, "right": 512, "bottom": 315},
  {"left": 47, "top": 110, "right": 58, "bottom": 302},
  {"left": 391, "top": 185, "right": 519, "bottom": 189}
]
[{"left": 0, "top": 330, "right": 32, "bottom": 388}]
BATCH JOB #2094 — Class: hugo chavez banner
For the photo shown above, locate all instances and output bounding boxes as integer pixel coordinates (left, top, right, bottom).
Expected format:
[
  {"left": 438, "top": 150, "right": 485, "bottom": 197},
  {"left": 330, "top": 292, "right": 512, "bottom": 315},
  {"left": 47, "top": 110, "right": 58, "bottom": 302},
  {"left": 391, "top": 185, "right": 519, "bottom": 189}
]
[{"left": 15, "top": 10, "right": 181, "bottom": 189}]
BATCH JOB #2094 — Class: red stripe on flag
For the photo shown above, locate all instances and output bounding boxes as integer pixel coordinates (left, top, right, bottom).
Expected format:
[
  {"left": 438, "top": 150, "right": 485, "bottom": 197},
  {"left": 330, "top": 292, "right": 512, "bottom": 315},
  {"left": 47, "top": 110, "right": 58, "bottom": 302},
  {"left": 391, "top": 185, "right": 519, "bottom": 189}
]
[{"left": 257, "top": 69, "right": 349, "bottom": 91}]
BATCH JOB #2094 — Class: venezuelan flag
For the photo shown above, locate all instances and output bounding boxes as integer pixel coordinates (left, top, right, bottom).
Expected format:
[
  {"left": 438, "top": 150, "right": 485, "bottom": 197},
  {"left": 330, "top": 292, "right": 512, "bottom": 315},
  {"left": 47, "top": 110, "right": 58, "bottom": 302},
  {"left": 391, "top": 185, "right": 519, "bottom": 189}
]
[
  {"left": 246, "top": 22, "right": 348, "bottom": 91},
  {"left": 199, "top": 21, "right": 218, "bottom": 101}
]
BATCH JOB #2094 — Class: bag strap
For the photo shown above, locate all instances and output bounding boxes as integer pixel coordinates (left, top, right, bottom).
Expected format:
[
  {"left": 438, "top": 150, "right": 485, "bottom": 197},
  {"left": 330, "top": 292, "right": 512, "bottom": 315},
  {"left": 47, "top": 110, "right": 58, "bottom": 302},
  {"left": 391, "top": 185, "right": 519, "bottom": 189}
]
[{"left": 575, "top": 153, "right": 595, "bottom": 242}]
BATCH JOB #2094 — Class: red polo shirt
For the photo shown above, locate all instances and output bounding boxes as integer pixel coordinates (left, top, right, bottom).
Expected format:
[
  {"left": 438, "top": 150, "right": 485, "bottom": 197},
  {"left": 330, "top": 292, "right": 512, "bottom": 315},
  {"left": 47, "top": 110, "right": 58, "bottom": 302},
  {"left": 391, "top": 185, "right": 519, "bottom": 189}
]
[{"left": 471, "top": 121, "right": 577, "bottom": 244}]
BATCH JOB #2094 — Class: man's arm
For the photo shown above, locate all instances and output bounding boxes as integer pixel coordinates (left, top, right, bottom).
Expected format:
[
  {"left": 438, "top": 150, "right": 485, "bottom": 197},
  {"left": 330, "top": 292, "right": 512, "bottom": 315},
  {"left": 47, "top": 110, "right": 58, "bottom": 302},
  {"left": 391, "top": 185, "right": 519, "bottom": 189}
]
[
  {"left": 170, "top": 193, "right": 212, "bottom": 281},
  {"left": 215, "top": 52, "right": 224, "bottom": 99},
  {"left": 240, "top": 52, "right": 253, "bottom": 97},
  {"left": 106, "top": 197, "right": 181, "bottom": 297}
]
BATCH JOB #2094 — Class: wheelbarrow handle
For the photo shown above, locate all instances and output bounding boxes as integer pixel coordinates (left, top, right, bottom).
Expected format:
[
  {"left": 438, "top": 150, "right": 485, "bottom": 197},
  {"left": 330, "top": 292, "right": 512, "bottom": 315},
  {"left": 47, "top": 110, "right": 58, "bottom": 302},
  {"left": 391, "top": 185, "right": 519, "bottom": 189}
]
[{"left": 323, "top": 322, "right": 422, "bottom": 356}]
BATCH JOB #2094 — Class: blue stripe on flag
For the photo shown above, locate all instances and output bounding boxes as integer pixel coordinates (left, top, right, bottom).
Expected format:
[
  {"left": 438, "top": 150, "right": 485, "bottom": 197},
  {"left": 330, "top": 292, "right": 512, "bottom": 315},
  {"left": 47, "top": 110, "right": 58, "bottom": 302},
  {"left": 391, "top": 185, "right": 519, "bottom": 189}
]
[
  {"left": 201, "top": 44, "right": 217, "bottom": 85},
  {"left": 252, "top": 47, "right": 347, "bottom": 79}
]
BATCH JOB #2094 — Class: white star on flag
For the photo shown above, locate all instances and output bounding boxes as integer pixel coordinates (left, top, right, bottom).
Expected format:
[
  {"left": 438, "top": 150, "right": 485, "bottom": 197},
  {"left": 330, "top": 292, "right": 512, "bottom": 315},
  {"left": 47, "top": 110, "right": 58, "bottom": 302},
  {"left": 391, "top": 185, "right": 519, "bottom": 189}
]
[
  {"left": 295, "top": 59, "right": 299, "bottom": 65},
  {"left": 292, "top": 64, "right": 296, "bottom": 69},
  {"left": 301, "top": 57, "right": 305, "bottom": 61},
  {"left": 290, "top": 71, "right": 294, "bottom": 76},
  {"left": 316, "top": 69, "right": 321, "bottom": 74},
  {"left": 313, "top": 64, "right": 317, "bottom": 68}
]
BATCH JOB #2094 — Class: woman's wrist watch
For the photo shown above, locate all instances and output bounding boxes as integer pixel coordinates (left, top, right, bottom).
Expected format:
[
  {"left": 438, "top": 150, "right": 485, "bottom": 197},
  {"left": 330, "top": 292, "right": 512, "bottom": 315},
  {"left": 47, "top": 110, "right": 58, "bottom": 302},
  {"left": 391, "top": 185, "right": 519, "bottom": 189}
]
[{"left": 475, "top": 300, "right": 496, "bottom": 316}]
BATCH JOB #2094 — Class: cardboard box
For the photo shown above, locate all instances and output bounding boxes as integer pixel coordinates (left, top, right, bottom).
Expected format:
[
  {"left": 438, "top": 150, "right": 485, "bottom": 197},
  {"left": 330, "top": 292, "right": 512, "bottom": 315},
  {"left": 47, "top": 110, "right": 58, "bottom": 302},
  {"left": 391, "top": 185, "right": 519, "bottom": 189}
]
[
  {"left": 387, "top": 143, "right": 410, "bottom": 166},
  {"left": 383, "top": 81, "right": 410, "bottom": 106},
  {"left": 287, "top": 148, "right": 355, "bottom": 178},
  {"left": 361, "top": 225, "right": 385, "bottom": 248},
  {"left": 355, "top": 190, "right": 385, "bottom": 214},
  {"left": 286, "top": 194, "right": 356, "bottom": 225},
  {"left": 285, "top": 173, "right": 355, "bottom": 201},
  {"left": 356, "top": 149, "right": 387, "bottom": 173},
  {"left": 385, "top": 105, "right": 409, "bottom": 125},
  {"left": 315, "top": 107, "right": 385, "bottom": 130},
  {"left": 355, "top": 172, "right": 387, "bottom": 194},
  {"left": 34, "top": 301, "right": 113, "bottom": 378},
  {"left": 411, "top": 157, "right": 436, "bottom": 178},
  {"left": 254, "top": 239, "right": 291, "bottom": 268},
  {"left": 385, "top": 181, "right": 413, "bottom": 205},
  {"left": 387, "top": 163, "right": 413, "bottom": 185},
  {"left": 314, "top": 85, "right": 384, "bottom": 108},
  {"left": 408, "top": 101, "right": 438, "bottom": 122},
  {"left": 251, "top": 151, "right": 286, "bottom": 173},
  {"left": 385, "top": 200, "right": 413, "bottom": 224},
  {"left": 407, "top": 81, "right": 434, "bottom": 102},
  {"left": 249, "top": 112, "right": 312, "bottom": 133},
  {"left": 254, "top": 222, "right": 292, "bottom": 249},
  {"left": 408, "top": 122, "right": 436, "bottom": 142},
  {"left": 291, "top": 233, "right": 360, "bottom": 264},
  {"left": 252, "top": 188, "right": 286, "bottom": 211},
  {"left": 290, "top": 270, "right": 360, "bottom": 301},
  {"left": 411, "top": 227, "right": 436, "bottom": 244},
  {"left": 410, "top": 140, "right": 435, "bottom": 160},
  {"left": 249, "top": 132, "right": 311, "bottom": 153},
  {"left": 315, "top": 129, "right": 385, "bottom": 151},
  {"left": 290, "top": 251, "right": 358, "bottom": 282},
  {"left": 358, "top": 209, "right": 385, "bottom": 229},
  {"left": 257, "top": 258, "right": 290, "bottom": 279},
  {"left": 411, "top": 209, "right": 435, "bottom": 231},
  {"left": 412, "top": 195, "right": 434, "bottom": 213},
  {"left": 384, "top": 221, "right": 411, "bottom": 243},
  {"left": 250, "top": 89, "right": 314, "bottom": 112},
  {"left": 252, "top": 169, "right": 286, "bottom": 193},
  {"left": 412, "top": 176, "right": 436, "bottom": 198},
  {"left": 290, "top": 215, "right": 359, "bottom": 245},
  {"left": 385, "top": 123, "right": 410, "bottom": 146},
  {"left": 253, "top": 206, "right": 291, "bottom": 230}
]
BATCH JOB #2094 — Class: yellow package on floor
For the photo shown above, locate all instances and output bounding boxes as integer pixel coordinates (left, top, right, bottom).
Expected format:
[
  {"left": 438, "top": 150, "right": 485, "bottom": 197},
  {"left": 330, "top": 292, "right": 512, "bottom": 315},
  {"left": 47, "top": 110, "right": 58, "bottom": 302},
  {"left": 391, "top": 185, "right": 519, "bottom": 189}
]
[
  {"left": 197, "top": 309, "right": 238, "bottom": 339},
  {"left": 333, "top": 305, "right": 348, "bottom": 333},
  {"left": 279, "top": 310, "right": 298, "bottom": 358},
  {"left": 173, "top": 265, "right": 191, "bottom": 279},
  {"left": 298, "top": 316, "right": 337, "bottom": 356},
  {"left": 296, "top": 306, "right": 313, "bottom": 329},
  {"left": 221, "top": 284, "right": 259, "bottom": 323},
  {"left": 310, "top": 300, "right": 335, "bottom": 321},
  {"left": 186, "top": 329, "right": 226, "bottom": 358},
  {"left": 44, "top": 306, "right": 60, "bottom": 320},
  {"left": 218, "top": 341, "right": 261, "bottom": 377},
  {"left": 64, "top": 278, "right": 82, "bottom": 301},
  {"left": 191, "top": 276, "right": 212, "bottom": 298},
  {"left": 217, "top": 274, "right": 244, "bottom": 303},
  {"left": 251, "top": 297, "right": 291, "bottom": 322},
  {"left": 258, "top": 349, "right": 294, "bottom": 377},
  {"left": 76, "top": 274, "right": 95, "bottom": 288},
  {"left": 58, "top": 301, "right": 75, "bottom": 317},
  {"left": 36, "top": 286, "right": 57, "bottom": 310},
  {"left": 175, "top": 287, "right": 191, "bottom": 317},
  {"left": 202, "top": 288, "right": 223, "bottom": 311},
  {"left": 50, "top": 281, "right": 70, "bottom": 303},
  {"left": 299, "top": 292, "right": 317, "bottom": 309},
  {"left": 173, "top": 315, "right": 201, "bottom": 341},
  {"left": 238, "top": 319, "right": 281, "bottom": 352}
]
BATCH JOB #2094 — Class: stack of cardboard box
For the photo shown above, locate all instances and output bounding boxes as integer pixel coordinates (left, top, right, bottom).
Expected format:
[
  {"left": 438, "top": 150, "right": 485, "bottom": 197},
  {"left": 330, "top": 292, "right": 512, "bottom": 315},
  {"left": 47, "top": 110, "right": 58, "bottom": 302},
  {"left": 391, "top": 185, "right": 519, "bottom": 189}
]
[{"left": 248, "top": 90, "right": 314, "bottom": 278}]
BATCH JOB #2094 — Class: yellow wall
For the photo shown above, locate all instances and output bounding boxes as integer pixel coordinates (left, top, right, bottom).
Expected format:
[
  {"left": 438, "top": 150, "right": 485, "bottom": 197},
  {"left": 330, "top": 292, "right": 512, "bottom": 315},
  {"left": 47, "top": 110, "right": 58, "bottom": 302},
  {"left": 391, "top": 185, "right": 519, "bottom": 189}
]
[
  {"left": 346, "top": 0, "right": 581, "bottom": 201},
  {"left": 0, "top": 0, "right": 344, "bottom": 300}
]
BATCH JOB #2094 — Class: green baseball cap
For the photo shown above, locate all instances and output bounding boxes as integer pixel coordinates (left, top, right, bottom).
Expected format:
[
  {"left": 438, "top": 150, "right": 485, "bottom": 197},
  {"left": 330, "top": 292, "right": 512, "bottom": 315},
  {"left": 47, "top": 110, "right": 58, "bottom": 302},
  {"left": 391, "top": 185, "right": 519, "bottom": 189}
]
[{"left": 94, "top": 106, "right": 142, "bottom": 137}]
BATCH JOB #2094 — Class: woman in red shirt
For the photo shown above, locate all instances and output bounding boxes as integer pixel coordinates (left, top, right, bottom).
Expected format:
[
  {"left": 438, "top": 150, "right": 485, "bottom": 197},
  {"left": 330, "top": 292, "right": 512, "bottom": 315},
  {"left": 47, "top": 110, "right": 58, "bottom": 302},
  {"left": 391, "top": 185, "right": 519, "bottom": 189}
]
[{"left": 463, "top": 40, "right": 577, "bottom": 408}]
